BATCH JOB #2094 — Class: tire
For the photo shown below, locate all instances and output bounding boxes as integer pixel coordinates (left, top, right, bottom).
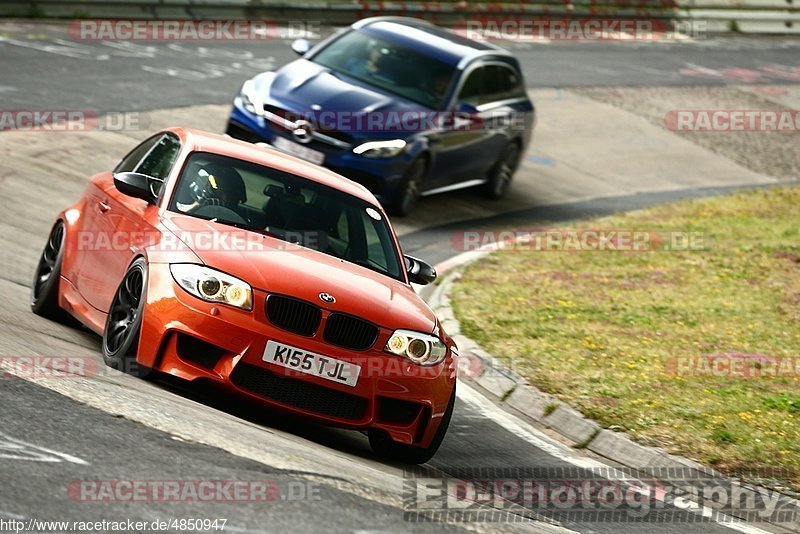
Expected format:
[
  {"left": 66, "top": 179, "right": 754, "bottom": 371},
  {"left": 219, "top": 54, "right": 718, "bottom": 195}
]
[
  {"left": 388, "top": 157, "right": 427, "bottom": 217},
  {"left": 368, "top": 385, "right": 456, "bottom": 464},
  {"left": 482, "top": 142, "right": 521, "bottom": 200},
  {"left": 102, "top": 258, "right": 151, "bottom": 378},
  {"left": 30, "top": 221, "right": 73, "bottom": 323}
]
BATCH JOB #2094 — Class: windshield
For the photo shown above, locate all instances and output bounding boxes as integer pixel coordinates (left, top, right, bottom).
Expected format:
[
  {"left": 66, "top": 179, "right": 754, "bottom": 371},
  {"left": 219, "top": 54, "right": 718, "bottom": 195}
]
[
  {"left": 169, "top": 152, "right": 404, "bottom": 281},
  {"left": 311, "top": 30, "right": 456, "bottom": 109}
]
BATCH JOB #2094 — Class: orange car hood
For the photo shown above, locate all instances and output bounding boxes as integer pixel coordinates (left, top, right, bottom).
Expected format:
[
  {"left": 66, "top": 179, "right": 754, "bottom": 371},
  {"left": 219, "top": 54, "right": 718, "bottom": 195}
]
[{"left": 162, "top": 214, "right": 436, "bottom": 333}]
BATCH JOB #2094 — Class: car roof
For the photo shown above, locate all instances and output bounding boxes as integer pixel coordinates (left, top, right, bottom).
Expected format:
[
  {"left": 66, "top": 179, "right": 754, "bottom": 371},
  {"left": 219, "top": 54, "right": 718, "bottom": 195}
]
[
  {"left": 167, "top": 127, "right": 380, "bottom": 206},
  {"left": 353, "top": 17, "right": 512, "bottom": 68}
]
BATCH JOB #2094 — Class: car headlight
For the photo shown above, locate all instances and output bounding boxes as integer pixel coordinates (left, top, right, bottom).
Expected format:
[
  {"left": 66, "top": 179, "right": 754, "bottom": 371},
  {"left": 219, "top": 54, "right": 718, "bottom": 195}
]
[
  {"left": 385, "top": 329, "right": 447, "bottom": 366},
  {"left": 353, "top": 139, "right": 407, "bottom": 158},
  {"left": 239, "top": 79, "right": 264, "bottom": 116},
  {"left": 170, "top": 264, "right": 253, "bottom": 311}
]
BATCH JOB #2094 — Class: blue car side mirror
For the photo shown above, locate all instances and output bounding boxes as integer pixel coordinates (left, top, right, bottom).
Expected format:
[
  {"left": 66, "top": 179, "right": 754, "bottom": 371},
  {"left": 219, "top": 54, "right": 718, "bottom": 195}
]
[
  {"left": 291, "top": 39, "right": 313, "bottom": 56},
  {"left": 455, "top": 102, "right": 479, "bottom": 114}
]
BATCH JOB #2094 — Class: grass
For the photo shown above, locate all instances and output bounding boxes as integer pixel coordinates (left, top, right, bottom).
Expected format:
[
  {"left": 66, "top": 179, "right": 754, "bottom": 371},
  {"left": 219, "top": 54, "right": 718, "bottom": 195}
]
[{"left": 451, "top": 186, "right": 800, "bottom": 489}]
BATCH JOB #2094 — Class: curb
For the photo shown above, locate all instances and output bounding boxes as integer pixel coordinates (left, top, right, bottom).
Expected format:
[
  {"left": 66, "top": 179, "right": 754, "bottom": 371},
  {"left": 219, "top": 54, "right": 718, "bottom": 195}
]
[{"left": 428, "top": 268, "right": 800, "bottom": 530}]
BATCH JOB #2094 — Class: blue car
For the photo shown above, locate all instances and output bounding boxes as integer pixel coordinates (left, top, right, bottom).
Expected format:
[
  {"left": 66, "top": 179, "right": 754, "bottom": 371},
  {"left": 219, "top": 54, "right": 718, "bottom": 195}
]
[{"left": 226, "top": 17, "right": 535, "bottom": 215}]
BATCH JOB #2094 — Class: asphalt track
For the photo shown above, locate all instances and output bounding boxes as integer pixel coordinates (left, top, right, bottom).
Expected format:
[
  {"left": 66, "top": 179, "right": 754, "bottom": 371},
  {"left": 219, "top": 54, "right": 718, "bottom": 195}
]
[{"left": 0, "top": 21, "right": 798, "bottom": 534}]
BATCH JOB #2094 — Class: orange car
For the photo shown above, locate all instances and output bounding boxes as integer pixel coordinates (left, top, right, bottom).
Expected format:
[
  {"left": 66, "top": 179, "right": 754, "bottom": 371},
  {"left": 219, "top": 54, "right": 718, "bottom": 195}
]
[{"left": 31, "top": 127, "right": 457, "bottom": 463}]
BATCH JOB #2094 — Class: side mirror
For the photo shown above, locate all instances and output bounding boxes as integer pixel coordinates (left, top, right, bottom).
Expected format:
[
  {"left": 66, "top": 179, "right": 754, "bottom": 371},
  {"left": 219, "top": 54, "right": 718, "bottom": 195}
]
[
  {"left": 291, "top": 39, "right": 313, "bottom": 56},
  {"left": 405, "top": 255, "right": 437, "bottom": 285},
  {"left": 455, "top": 102, "right": 479, "bottom": 114},
  {"left": 113, "top": 172, "right": 159, "bottom": 204}
]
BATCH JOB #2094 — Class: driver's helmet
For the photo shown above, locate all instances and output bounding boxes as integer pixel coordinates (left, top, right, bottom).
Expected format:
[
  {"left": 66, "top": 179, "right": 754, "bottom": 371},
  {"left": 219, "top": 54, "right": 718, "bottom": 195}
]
[{"left": 187, "top": 163, "right": 247, "bottom": 209}]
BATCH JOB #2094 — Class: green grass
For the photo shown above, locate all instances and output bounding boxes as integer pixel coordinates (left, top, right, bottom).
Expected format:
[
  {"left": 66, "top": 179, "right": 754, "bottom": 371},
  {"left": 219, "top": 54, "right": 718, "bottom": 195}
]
[{"left": 451, "top": 186, "right": 800, "bottom": 489}]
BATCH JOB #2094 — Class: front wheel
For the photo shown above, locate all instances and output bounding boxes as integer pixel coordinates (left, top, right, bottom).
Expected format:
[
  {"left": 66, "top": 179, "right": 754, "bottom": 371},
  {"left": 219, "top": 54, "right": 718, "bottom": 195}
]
[
  {"left": 388, "top": 157, "right": 426, "bottom": 217},
  {"left": 482, "top": 142, "right": 521, "bottom": 200},
  {"left": 102, "top": 258, "right": 150, "bottom": 378},
  {"left": 368, "top": 386, "right": 456, "bottom": 464}
]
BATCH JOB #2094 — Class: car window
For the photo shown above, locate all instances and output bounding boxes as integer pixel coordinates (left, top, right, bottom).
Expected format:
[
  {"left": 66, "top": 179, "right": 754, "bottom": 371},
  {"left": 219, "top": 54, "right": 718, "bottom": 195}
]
[
  {"left": 458, "top": 64, "right": 526, "bottom": 106},
  {"left": 113, "top": 133, "right": 181, "bottom": 198},
  {"left": 114, "top": 134, "right": 161, "bottom": 173},
  {"left": 135, "top": 133, "right": 181, "bottom": 197},
  {"left": 457, "top": 67, "right": 486, "bottom": 106},
  {"left": 136, "top": 133, "right": 181, "bottom": 180},
  {"left": 484, "top": 65, "right": 526, "bottom": 102},
  {"left": 169, "top": 152, "right": 404, "bottom": 281},
  {"left": 361, "top": 209, "right": 391, "bottom": 272},
  {"left": 311, "top": 29, "right": 456, "bottom": 109}
]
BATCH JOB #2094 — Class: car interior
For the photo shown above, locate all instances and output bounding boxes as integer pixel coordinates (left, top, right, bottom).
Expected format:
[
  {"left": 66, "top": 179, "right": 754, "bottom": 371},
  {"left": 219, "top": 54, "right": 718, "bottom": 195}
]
[{"left": 170, "top": 153, "right": 403, "bottom": 280}]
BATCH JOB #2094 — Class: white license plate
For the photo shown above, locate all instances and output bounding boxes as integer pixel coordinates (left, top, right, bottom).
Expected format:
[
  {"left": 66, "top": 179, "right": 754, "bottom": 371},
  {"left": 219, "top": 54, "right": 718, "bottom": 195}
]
[
  {"left": 271, "top": 136, "right": 325, "bottom": 165},
  {"left": 262, "top": 340, "right": 360, "bottom": 387}
]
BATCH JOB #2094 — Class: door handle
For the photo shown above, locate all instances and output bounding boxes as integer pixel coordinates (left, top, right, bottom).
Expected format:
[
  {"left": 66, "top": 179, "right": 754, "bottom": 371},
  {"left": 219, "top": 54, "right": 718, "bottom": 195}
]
[{"left": 98, "top": 201, "right": 111, "bottom": 213}]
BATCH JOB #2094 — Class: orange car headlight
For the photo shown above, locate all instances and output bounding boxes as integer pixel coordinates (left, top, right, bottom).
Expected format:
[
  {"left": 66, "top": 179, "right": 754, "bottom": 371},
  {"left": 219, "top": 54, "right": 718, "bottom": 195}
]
[
  {"left": 385, "top": 329, "right": 447, "bottom": 366},
  {"left": 170, "top": 264, "right": 253, "bottom": 311}
]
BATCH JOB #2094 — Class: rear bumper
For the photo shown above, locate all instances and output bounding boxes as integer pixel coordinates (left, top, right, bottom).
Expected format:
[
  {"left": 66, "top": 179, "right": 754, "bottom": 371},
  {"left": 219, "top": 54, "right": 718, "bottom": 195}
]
[{"left": 137, "top": 263, "right": 455, "bottom": 447}]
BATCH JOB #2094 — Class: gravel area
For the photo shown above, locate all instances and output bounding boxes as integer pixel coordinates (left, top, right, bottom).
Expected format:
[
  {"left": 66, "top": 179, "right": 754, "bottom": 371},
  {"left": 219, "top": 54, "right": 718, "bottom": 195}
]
[{"left": 572, "top": 85, "right": 800, "bottom": 181}]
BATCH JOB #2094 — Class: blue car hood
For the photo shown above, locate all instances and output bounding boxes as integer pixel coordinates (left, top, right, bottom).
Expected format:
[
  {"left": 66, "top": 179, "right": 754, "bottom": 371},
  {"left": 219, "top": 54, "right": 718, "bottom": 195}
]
[{"left": 264, "top": 59, "right": 426, "bottom": 116}]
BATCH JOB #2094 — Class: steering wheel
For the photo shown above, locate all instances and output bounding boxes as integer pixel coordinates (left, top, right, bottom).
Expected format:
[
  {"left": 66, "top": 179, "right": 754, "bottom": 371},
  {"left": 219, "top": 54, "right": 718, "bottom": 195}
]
[{"left": 193, "top": 205, "right": 248, "bottom": 225}]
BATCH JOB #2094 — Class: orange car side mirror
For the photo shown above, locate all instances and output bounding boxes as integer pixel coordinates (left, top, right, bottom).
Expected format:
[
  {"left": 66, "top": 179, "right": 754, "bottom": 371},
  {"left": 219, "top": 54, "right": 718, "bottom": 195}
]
[{"left": 113, "top": 172, "right": 159, "bottom": 204}]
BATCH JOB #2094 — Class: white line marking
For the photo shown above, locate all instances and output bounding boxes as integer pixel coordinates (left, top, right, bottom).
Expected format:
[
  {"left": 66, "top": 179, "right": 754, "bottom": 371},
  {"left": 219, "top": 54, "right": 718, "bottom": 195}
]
[
  {"left": 458, "top": 382, "right": 603, "bottom": 468},
  {"left": 0, "top": 510, "right": 27, "bottom": 519},
  {"left": 2, "top": 38, "right": 109, "bottom": 60},
  {"left": 0, "top": 432, "right": 88, "bottom": 465},
  {"left": 456, "top": 382, "right": 776, "bottom": 534}
]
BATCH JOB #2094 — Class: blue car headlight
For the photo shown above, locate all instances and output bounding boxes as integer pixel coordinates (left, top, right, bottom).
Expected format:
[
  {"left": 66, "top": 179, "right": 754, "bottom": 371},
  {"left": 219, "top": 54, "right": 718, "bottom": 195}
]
[
  {"left": 353, "top": 139, "right": 407, "bottom": 158},
  {"left": 239, "top": 79, "right": 264, "bottom": 117}
]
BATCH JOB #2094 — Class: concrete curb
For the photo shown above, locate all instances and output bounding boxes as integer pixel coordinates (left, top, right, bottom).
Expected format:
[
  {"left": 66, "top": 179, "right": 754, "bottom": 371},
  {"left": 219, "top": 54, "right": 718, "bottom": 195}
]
[{"left": 429, "top": 268, "right": 800, "bottom": 530}]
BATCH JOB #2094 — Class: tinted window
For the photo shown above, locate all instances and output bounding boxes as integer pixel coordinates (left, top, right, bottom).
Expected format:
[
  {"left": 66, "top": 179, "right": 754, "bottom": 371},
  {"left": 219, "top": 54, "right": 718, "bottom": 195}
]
[
  {"left": 312, "top": 30, "right": 456, "bottom": 109},
  {"left": 457, "top": 67, "right": 486, "bottom": 106},
  {"left": 457, "top": 64, "right": 526, "bottom": 106},
  {"left": 169, "top": 152, "right": 404, "bottom": 281},
  {"left": 114, "top": 134, "right": 160, "bottom": 173},
  {"left": 484, "top": 65, "right": 526, "bottom": 102},
  {"left": 136, "top": 133, "right": 181, "bottom": 181}
]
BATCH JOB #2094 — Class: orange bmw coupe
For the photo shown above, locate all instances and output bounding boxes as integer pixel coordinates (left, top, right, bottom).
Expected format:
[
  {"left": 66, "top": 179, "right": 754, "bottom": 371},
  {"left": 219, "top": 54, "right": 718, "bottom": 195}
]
[{"left": 31, "top": 127, "right": 457, "bottom": 463}]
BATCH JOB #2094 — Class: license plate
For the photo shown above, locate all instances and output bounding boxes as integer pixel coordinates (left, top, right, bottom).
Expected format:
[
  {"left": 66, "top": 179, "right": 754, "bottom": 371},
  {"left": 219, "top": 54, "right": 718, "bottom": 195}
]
[
  {"left": 262, "top": 340, "right": 360, "bottom": 387},
  {"left": 271, "top": 136, "right": 325, "bottom": 165}
]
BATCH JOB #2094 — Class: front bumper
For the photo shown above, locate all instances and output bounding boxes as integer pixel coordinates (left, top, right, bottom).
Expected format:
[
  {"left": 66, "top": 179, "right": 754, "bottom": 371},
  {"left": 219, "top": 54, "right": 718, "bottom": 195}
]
[
  {"left": 227, "top": 99, "right": 413, "bottom": 200},
  {"left": 137, "top": 263, "right": 455, "bottom": 448}
]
